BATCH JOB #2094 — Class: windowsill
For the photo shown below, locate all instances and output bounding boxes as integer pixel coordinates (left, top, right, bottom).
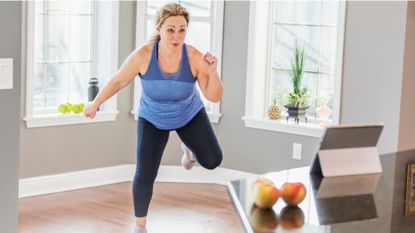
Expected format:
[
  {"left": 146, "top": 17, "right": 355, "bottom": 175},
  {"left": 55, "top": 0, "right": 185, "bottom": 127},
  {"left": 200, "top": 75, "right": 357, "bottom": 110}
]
[
  {"left": 131, "top": 111, "right": 222, "bottom": 124},
  {"left": 242, "top": 116, "right": 325, "bottom": 138},
  {"left": 23, "top": 111, "right": 119, "bottom": 128}
]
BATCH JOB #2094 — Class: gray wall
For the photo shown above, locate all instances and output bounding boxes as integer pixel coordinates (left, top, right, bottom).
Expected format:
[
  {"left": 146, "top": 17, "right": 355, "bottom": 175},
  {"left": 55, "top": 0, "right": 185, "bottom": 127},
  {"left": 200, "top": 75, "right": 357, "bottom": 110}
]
[
  {"left": 19, "top": 1, "right": 415, "bottom": 178},
  {"left": 340, "top": 1, "right": 407, "bottom": 154},
  {"left": 0, "top": 2, "right": 21, "bottom": 232}
]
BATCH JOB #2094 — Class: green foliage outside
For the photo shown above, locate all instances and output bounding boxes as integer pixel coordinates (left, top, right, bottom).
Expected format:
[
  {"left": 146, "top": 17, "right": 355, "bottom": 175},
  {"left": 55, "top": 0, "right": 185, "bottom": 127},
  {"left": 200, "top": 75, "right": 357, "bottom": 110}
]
[{"left": 288, "top": 41, "right": 309, "bottom": 107}]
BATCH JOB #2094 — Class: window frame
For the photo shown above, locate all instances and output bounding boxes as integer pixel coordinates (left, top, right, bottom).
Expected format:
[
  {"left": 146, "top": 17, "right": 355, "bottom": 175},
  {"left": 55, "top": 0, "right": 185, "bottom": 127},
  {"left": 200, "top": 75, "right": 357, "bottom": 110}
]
[
  {"left": 131, "top": 0, "right": 224, "bottom": 123},
  {"left": 242, "top": 1, "right": 346, "bottom": 138},
  {"left": 24, "top": 1, "right": 120, "bottom": 128}
]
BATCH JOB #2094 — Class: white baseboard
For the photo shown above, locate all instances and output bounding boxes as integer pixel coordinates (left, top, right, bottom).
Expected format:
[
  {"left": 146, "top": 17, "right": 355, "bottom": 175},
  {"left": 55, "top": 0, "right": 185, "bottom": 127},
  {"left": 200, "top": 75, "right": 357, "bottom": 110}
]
[
  {"left": 19, "top": 165, "right": 133, "bottom": 198},
  {"left": 19, "top": 164, "right": 256, "bottom": 198}
]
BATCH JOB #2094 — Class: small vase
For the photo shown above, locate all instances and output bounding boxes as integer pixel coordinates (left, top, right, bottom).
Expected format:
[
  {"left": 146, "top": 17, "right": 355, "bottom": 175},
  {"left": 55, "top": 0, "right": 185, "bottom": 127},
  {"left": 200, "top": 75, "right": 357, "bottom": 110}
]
[
  {"left": 284, "top": 104, "right": 310, "bottom": 117},
  {"left": 316, "top": 103, "right": 333, "bottom": 121}
]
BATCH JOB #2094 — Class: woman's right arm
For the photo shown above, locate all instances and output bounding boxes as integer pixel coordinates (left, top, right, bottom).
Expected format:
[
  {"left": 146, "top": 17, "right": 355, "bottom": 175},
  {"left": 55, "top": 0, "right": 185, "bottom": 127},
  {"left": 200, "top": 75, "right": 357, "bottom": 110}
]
[{"left": 84, "top": 47, "right": 147, "bottom": 119}]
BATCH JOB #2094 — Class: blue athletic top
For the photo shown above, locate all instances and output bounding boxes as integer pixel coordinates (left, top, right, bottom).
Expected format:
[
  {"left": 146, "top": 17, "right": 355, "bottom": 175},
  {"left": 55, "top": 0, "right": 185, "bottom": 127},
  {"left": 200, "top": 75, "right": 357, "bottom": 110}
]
[{"left": 138, "top": 40, "right": 204, "bottom": 130}]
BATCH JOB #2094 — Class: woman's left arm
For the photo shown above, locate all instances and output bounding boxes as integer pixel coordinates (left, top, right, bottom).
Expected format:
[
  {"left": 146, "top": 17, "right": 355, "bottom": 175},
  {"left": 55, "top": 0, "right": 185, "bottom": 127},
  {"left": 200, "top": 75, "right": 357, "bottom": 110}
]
[{"left": 196, "top": 52, "right": 224, "bottom": 103}]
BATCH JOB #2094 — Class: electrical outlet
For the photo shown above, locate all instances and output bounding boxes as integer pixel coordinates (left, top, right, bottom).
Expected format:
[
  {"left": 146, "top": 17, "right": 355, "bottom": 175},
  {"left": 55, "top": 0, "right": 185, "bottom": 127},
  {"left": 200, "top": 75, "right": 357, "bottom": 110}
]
[
  {"left": 0, "top": 58, "right": 13, "bottom": 90},
  {"left": 293, "top": 143, "right": 302, "bottom": 160}
]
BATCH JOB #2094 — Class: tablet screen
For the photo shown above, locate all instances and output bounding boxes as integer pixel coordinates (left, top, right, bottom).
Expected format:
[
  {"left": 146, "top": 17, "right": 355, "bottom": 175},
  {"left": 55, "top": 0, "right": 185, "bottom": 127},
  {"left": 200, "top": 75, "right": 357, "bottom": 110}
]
[{"left": 320, "top": 124, "right": 383, "bottom": 150}]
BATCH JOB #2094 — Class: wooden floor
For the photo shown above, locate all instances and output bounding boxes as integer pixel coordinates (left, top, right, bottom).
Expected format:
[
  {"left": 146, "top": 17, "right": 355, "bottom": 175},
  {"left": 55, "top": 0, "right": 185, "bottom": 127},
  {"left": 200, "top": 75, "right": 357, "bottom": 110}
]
[{"left": 18, "top": 182, "right": 245, "bottom": 233}]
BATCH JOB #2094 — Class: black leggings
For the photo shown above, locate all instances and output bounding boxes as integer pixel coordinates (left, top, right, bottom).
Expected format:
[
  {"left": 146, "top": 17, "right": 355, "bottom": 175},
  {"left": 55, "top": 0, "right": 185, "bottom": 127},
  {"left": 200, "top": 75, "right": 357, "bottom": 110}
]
[{"left": 132, "top": 108, "right": 223, "bottom": 217}]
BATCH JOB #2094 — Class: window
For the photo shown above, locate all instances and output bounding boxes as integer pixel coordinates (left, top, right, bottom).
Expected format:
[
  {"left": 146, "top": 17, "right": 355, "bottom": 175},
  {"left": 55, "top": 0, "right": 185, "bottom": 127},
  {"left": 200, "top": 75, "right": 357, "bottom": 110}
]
[
  {"left": 24, "top": 1, "right": 119, "bottom": 128},
  {"left": 132, "top": 0, "right": 224, "bottom": 123},
  {"left": 243, "top": 1, "right": 346, "bottom": 137}
]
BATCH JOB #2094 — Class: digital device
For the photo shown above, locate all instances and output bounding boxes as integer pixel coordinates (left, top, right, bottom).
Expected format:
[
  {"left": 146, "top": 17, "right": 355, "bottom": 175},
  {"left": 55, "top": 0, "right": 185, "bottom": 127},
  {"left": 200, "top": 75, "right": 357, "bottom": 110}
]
[{"left": 310, "top": 123, "right": 384, "bottom": 177}]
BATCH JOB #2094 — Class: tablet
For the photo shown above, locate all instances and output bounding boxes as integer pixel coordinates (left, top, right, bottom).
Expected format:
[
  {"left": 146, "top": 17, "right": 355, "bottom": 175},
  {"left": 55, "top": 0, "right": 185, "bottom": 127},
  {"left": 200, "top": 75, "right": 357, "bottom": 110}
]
[
  {"left": 311, "top": 123, "right": 384, "bottom": 177},
  {"left": 320, "top": 124, "right": 384, "bottom": 150}
]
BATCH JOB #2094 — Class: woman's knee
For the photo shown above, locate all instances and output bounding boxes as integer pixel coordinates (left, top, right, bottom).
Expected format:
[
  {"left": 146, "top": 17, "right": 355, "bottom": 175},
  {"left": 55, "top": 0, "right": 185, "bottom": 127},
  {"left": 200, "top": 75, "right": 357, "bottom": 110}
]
[
  {"left": 133, "top": 169, "right": 158, "bottom": 183},
  {"left": 199, "top": 150, "right": 223, "bottom": 170}
]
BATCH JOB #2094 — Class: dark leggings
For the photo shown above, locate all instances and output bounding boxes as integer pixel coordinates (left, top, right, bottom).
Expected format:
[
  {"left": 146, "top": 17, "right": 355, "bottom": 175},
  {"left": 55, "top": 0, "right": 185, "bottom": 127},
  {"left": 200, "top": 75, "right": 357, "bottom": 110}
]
[{"left": 132, "top": 108, "right": 223, "bottom": 217}]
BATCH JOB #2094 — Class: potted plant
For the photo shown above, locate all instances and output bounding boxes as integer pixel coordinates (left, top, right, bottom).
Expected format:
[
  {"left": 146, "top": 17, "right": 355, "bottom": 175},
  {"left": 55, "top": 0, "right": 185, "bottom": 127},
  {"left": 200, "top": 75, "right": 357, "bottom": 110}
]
[{"left": 284, "top": 41, "right": 309, "bottom": 119}]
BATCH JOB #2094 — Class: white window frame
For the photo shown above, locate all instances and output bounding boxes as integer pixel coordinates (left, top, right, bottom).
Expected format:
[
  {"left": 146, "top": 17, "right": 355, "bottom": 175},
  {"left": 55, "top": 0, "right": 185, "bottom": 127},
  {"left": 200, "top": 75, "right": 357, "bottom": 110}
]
[
  {"left": 242, "top": 1, "right": 346, "bottom": 138},
  {"left": 23, "top": 1, "right": 120, "bottom": 128},
  {"left": 131, "top": 0, "right": 224, "bottom": 123}
]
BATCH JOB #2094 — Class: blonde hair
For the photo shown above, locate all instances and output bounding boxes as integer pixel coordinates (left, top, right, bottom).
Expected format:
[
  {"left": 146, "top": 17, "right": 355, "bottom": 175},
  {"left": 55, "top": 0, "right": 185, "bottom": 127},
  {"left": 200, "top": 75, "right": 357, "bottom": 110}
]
[{"left": 150, "top": 2, "right": 190, "bottom": 42}]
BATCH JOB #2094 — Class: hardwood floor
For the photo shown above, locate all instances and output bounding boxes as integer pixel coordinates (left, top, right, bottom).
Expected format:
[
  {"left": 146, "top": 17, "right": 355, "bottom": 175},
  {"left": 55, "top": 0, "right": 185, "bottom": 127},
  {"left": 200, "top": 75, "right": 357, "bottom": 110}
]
[{"left": 18, "top": 182, "right": 245, "bottom": 233}]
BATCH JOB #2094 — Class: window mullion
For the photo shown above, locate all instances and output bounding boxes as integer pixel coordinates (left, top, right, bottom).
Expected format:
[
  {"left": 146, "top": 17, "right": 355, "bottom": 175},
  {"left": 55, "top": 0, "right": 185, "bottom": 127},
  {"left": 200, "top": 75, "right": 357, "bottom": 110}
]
[
  {"left": 145, "top": 15, "right": 212, "bottom": 22},
  {"left": 38, "top": 12, "right": 93, "bottom": 16},
  {"left": 209, "top": 0, "right": 213, "bottom": 53},
  {"left": 67, "top": 4, "right": 71, "bottom": 103},
  {"left": 206, "top": 0, "right": 214, "bottom": 112},
  {"left": 274, "top": 21, "right": 336, "bottom": 28},
  {"left": 36, "top": 60, "right": 92, "bottom": 64},
  {"left": 43, "top": 0, "right": 49, "bottom": 110},
  {"left": 314, "top": 1, "right": 325, "bottom": 118},
  {"left": 91, "top": 1, "right": 97, "bottom": 83},
  {"left": 271, "top": 67, "right": 328, "bottom": 75},
  {"left": 265, "top": 1, "right": 276, "bottom": 115}
]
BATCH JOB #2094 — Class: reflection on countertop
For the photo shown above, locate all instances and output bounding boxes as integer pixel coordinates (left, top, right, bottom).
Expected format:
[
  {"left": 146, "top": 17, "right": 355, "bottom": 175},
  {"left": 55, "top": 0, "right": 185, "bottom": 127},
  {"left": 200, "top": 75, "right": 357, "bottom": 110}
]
[{"left": 228, "top": 149, "right": 415, "bottom": 233}]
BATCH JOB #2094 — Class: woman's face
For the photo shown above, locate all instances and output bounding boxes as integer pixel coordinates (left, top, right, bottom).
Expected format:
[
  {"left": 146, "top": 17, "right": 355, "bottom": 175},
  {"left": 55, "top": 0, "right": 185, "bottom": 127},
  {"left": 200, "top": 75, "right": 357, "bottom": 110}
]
[{"left": 158, "top": 16, "right": 187, "bottom": 50}]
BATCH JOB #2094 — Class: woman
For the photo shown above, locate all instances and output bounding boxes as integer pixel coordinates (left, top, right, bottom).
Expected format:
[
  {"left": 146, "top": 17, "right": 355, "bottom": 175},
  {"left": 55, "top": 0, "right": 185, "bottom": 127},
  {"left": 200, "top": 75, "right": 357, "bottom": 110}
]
[{"left": 83, "top": 3, "right": 223, "bottom": 233}]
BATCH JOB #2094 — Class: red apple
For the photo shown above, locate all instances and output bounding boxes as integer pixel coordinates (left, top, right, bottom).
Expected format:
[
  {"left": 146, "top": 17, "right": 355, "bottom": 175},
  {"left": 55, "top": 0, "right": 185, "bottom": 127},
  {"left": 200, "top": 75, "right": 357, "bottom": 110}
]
[
  {"left": 279, "top": 206, "right": 305, "bottom": 230},
  {"left": 281, "top": 182, "right": 306, "bottom": 206},
  {"left": 252, "top": 179, "right": 281, "bottom": 209},
  {"left": 250, "top": 205, "right": 279, "bottom": 232}
]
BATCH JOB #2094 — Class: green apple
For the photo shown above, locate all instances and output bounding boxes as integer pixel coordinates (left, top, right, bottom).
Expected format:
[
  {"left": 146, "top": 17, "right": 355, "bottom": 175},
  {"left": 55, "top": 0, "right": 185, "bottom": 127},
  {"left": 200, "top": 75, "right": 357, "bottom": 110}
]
[
  {"left": 58, "top": 104, "right": 68, "bottom": 114},
  {"left": 66, "top": 103, "right": 73, "bottom": 113},
  {"left": 58, "top": 102, "right": 85, "bottom": 114},
  {"left": 72, "top": 104, "right": 82, "bottom": 114}
]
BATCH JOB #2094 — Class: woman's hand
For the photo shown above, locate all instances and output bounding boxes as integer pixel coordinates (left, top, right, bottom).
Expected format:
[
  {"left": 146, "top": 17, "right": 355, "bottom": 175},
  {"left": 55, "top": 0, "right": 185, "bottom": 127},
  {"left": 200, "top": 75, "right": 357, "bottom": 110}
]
[
  {"left": 83, "top": 103, "right": 98, "bottom": 119},
  {"left": 197, "top": 51, "right": 223, "bottom": 103},
  {"left": 201, "top": 52, "right": 217, "bottom": 73}
]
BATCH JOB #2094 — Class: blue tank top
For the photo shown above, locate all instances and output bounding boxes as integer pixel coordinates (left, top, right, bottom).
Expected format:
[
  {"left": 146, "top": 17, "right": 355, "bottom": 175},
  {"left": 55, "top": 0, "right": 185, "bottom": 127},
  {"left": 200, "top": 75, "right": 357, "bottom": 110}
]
[{"left": 138, "top": 40, "right": 205, "bottom": 130}]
